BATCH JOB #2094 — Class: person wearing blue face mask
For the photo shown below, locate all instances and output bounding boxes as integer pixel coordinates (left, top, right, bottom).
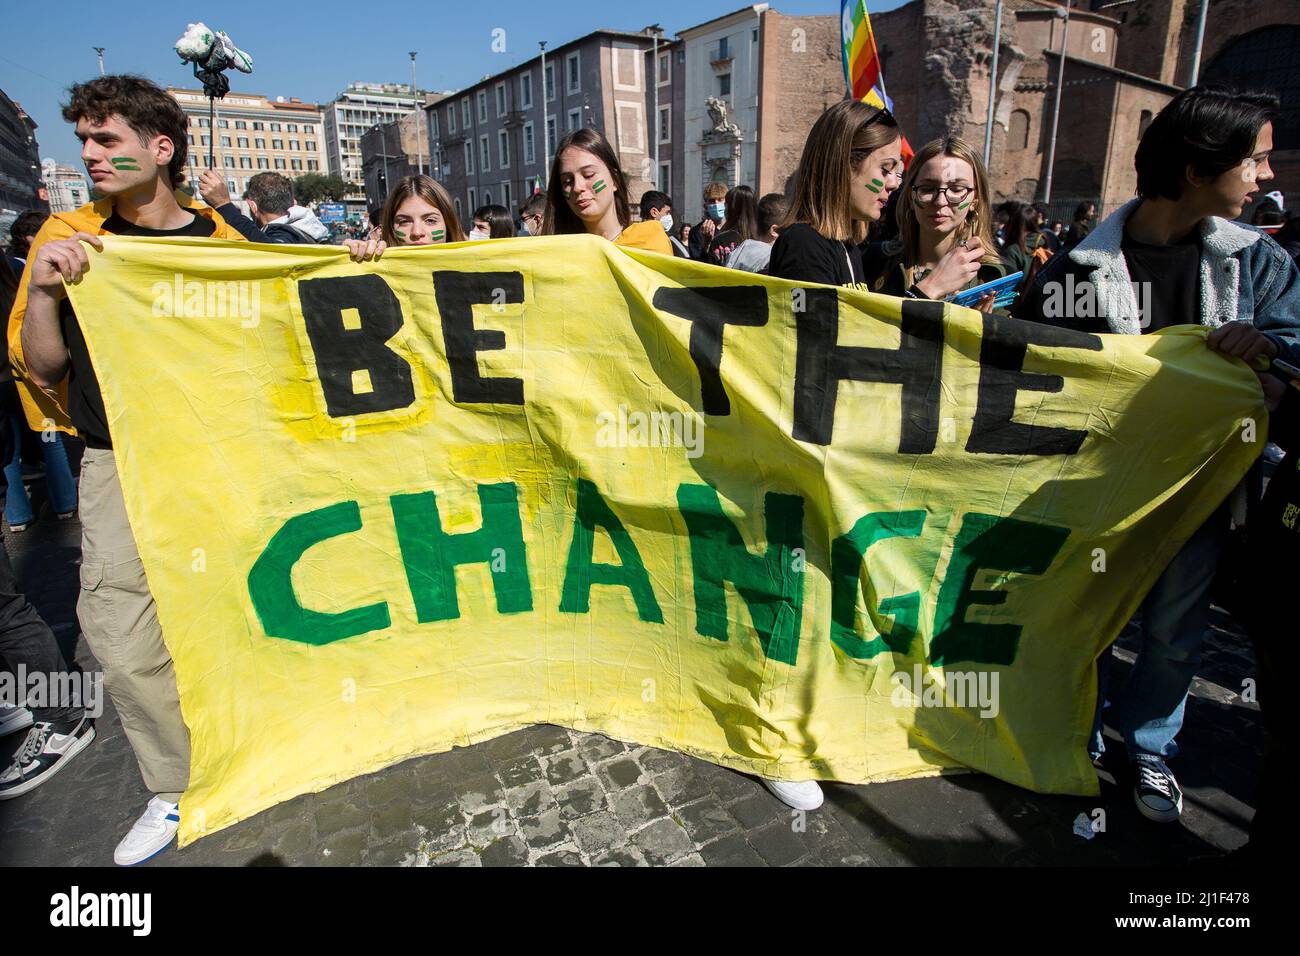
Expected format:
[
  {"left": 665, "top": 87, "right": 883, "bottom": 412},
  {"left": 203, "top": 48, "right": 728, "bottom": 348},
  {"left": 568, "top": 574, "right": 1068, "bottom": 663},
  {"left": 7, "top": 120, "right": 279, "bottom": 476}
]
[
  {"left": 639, "top": 190, "right": 688, "bottom": 258},
  {"left": 687, "top": 181, "right": 729, "bottom": 260}
]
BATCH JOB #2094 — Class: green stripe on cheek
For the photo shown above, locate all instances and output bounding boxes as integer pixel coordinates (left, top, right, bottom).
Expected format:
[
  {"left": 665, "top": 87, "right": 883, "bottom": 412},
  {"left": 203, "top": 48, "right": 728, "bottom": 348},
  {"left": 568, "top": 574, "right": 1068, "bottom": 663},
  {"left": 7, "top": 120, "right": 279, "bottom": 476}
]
[
  {"left": 110, "top": 157, "right": 142, "bottom": 170},
  {"left": 956, "top": 200, "right": 971, "bottom": 210},
  {"left": 430, "top": 230, "right": 445, "bottom": 241},
  {"left": 593, "top": 179, "right": 607, "bottom": 194},
  {"left": 394, "top": 230, "right": 406, "bottom": 240}
]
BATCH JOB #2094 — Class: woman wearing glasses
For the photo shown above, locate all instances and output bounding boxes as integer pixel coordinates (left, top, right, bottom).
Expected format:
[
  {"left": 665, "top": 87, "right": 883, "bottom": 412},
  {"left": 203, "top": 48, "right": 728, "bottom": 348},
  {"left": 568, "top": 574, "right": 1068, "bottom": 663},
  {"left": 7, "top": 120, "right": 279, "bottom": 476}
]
[
  {"left": 863, "top": 137, "right": 1007, "bottom": 310},
  {"left": 768, "top": 100, "right": 904, "bottom": 288}
]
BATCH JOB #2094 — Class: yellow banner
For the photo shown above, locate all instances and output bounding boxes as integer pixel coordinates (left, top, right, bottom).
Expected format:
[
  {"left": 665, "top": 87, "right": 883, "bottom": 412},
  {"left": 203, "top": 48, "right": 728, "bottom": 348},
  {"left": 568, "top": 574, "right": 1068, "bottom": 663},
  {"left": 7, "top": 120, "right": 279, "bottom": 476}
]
[{"left": 66, "top": 235, "right": 1262, "bottom": 845}]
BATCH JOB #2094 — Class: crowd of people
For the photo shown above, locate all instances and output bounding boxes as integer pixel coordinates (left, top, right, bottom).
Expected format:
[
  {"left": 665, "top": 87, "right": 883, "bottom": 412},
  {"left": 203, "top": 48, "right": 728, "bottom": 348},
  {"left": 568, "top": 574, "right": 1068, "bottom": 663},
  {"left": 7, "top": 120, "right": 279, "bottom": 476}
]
[{"left": 0, "top": 72, "right": 1296, "bottom": 867}]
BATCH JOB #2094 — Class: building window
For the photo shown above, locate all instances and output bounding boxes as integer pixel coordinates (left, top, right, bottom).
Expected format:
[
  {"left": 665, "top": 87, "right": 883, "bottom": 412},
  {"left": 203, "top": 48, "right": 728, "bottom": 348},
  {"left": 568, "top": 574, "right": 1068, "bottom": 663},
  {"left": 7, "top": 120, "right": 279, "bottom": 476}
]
[
  {"left": 270, "top": 122, "right": 282, "bottom": 132},
  {"left": 454, "top": 197, "right": 462, "bottom": 220},
  {"left": 483, "top": 190, "right": 492, "bottom": 205},
  {"left": 223, "top": 155, "right": 235, "bottom": 168},
  {"left": 461, "top": 98, "right": 471, "bottom": 127},
  {"left": 523, "top": 121, "right": 536, "bottom": 164},
  {"left": 237, "top": 137, "right": 249, "bottom": 148},
  {"left": 659, "top": 161, "right": 670, "bottom": 192},
  {"left": 218, "top": 118, "right": 229, "bottom": 128},
  {"left": 658, "top": 105, "right": 671, "bottom": 143},
  {"left": 201, "top": 135, "right": 210, "bottom": 146},
  {"left": 658, "top": 53, "right": 671, "bottom": 85},
  {"left": 1009, "top": 109, "right": 1030, "bottom": 151},
  {"left": 520, "top": 71, "right": 533, "bottom": 109},
  {"left": 257, "top": 157, "right": 269, "bottom": 169},
  {"left": 291, "top": 158, "right": 302, "bottom": 171},
  {"left": 448, "top": 104, "right": 456, "bottom": 133},
  {"left": 545, "top": 63, "right": 555, "bottom": 101},
  {"left": 253, "top": 137, "right": 264, "bottom": 149},
  {"left": 274, "top": 158, "right": 286, "bottom": 169},
  {"left": 240, "top": 156, "right": 251, "bottom": 169},
  {"left": 464, "top": 140, "right": 474, "bottom": 174},
  {"left": 477, "top": 90, "right": 488, "bottom": 123},
  {"left": 496, "top": 82, "right": 508, "bottom": 116},
  {"left": 1138, "top": 109, "right": 1154, "bottom": 138},
  {"left": 568, "top": 108, "right": 581, "bottom": 131},
  {"left": 501, "top": 180, "right": 512, "bottom": 210},
  {"left": 718, "top": 74, "right": 731, "bottom": 97},
  {"left": 546, "top": 117, "right": 557, "bottom": 158},
  {"left": 718, "top": 36, "right": 730, "bottom": 59},
  {"left": 498, "top": 129, "right": 510, "bottom": 167},
  {"left": 235, "top": 120, "right": 247, "bottom": 130},
  {"left": 221, "top": 136, "right": 231, "bottom": 147},
  {"left": 430, "top": 112, "right": 439, "bottom": 139},
  {"left": 306, "top": 141, "right": 316, "bottom": 151},
  {"left": 479, "top": 134, "right": 490, "bottom": 172},
  {"left": 308, "top": 160, "right": 318, "bottom": 171},
  {"left": 288, "top": 123, "right": 298, "bottom": 133},
  {"left": 566, "top": 52, "right": 581, "bottom": 93},
  {"left": 289, "top": 139, "right": 299, "bottom": 150},
  {"left": 468, "top": 186, "right": 477, "bottom": 210},
  {"left": 188, "top": 134, "right": 194, "bottom": 145},
  {"left": 272, "top": 139, "right": 284, "bottom": 150},
  {"left": 199, "top": 118, "right": 210, "bottom": 128}
]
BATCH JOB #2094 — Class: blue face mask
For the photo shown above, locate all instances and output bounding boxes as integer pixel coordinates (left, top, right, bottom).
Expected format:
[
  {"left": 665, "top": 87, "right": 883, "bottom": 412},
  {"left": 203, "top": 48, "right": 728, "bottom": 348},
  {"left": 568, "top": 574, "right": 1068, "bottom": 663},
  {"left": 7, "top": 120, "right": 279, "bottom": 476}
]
[{"left": 708, "top": 202, "right": 726, "bottom": 222}]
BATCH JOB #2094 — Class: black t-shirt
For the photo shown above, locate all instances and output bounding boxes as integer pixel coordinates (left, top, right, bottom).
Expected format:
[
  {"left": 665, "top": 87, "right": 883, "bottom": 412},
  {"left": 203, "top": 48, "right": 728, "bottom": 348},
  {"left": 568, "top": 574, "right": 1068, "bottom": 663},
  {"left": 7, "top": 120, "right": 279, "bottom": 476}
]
[
  {"left": 1121, "top": 225, "right": 1201, "bottom": 333},
  {"left": 767, "top": 222, "right": 868, "bottom": 289},
  {"left": 61, "top": 211, "right": 216, "bottom": 448}
]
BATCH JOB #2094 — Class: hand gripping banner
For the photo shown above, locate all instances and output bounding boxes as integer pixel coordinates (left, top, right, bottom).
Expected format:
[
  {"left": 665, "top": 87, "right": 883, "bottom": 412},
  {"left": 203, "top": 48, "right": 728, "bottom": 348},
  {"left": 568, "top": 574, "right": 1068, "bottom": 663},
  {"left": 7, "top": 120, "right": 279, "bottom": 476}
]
[{"left": 64, "top": 235, "right": 1263, "bottom": 844}]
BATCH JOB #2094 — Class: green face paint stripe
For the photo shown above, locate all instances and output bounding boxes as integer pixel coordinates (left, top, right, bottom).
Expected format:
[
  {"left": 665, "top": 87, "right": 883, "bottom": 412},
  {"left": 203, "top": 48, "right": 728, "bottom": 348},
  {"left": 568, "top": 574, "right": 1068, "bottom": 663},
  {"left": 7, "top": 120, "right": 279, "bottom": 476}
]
[
  {"left": 956, "top": 200, "right": 972, "bottom": 210},
  {"left": 429, "top": 230, "right": 445, "bottom": 241},
  {"left": 394, "top": 230, "right": 407, "bottom": 240},
  {"left": 592, "top": 179, "right": 607, "bottom": 194},
  {"left": 110, "top": 157, "right": 142, "bottom": 170},
  {"left": 865, "top": 182, "right": 881, "bottom": 194}
]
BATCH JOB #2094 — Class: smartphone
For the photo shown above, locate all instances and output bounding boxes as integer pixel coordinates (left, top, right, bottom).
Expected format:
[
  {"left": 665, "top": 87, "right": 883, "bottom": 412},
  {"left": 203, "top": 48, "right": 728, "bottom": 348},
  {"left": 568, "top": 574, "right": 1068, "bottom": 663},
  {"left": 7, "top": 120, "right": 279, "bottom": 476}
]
[
  {"left": 1270, "top": 357, "right": 1300, "bottom": 383},
  {"left": 951, "top": 271, "right": 1024, "bottom": 309}
]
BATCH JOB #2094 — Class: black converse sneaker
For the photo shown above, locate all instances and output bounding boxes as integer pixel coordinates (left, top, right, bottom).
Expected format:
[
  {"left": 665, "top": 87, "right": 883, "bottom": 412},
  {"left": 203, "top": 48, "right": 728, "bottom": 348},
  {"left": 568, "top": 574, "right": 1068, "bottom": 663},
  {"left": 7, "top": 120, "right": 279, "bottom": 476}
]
[
  {"left": 1132, "top": 754, "right": 1183, "bottom": 823},
  {"left": 0, "top": 717, "right": 95, "bottom": 800}
]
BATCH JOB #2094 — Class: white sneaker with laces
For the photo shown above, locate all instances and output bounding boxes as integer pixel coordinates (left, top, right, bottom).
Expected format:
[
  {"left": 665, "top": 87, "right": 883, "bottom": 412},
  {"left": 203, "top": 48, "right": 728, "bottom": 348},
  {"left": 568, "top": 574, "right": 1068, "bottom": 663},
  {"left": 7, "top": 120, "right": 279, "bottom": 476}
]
[
  {"left": 114, "top": 796, "right": 181, "bottom": 866},
  {"left": 760, "top": 778, "right": 824, "bottom": 811},
  {"left": 0, "top": 704, "right": 34, "bottom": 737}
]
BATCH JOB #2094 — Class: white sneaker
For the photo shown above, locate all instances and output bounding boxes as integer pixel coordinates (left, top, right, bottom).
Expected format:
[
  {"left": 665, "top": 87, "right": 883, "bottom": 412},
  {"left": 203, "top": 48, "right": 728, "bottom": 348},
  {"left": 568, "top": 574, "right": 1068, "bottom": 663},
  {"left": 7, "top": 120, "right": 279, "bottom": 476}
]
[
  {"left": 760, "top": 777, "right": 824, "bottom": 811},
  {"left": 0, "top": 704, "right": 34, "bottom": 737},
  {"left": 114, "top": 797, "right": 180, "bottom": 866}
]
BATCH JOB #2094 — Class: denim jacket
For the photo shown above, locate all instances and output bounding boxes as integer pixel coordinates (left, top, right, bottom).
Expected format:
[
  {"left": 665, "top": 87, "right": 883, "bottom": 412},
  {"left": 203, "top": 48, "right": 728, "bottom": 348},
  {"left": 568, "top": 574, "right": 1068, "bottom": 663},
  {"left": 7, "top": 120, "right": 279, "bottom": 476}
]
[{"left": 1018, "top": 198, "right": 1300, "bottom": 366}]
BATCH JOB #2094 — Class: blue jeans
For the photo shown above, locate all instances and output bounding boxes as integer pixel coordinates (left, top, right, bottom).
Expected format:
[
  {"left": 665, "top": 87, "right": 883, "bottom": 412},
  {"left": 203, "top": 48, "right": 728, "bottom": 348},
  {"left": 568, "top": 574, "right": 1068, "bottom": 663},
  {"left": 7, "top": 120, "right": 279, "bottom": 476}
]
[
  {"left": 2, "top": 409, "right": 78, "bottom": 526},
  {"left": 1090, "top": 506, "right": 1230, "bottom": 760}
]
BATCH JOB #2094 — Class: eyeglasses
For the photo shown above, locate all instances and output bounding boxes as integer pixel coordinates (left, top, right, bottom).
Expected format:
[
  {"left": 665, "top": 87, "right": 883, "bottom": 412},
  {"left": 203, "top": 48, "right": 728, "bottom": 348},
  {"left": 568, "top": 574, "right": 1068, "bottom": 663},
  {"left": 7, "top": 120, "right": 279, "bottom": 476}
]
[{"left": 912, "top": 184, "right": 975, "bottom": 205}]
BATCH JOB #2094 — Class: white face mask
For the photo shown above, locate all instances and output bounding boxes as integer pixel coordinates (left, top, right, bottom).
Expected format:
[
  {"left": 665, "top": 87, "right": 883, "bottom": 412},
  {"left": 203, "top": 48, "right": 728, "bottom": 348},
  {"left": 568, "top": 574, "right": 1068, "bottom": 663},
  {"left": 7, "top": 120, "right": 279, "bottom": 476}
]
[
  {"left": 708, "top": 202, "right": 726, "bottom": 221},
  {"left": 469, "top": 229, "right": 490, "bottom": 241},
  {"left": 660, "top": 214, "right": 674, "bottom": 233}
]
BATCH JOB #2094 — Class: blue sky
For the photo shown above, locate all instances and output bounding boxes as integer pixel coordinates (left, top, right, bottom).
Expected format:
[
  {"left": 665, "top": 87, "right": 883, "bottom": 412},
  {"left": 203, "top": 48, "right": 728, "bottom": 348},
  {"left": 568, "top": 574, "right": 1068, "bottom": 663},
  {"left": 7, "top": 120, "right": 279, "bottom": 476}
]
[{"left": 2, "top": 0, "right": 907, "bottom": 169}]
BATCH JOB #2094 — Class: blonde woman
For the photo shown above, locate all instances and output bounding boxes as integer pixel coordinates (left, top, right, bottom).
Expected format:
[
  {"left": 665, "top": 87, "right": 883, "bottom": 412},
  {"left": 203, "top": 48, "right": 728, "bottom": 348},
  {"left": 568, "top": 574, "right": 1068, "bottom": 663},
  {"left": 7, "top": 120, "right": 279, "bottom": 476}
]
[
  {"left": 863, "top": 136, "right": 1007, "bottom": 309},
  {"left": 344, "top": 174, "right": 466, "bottom": 261}
]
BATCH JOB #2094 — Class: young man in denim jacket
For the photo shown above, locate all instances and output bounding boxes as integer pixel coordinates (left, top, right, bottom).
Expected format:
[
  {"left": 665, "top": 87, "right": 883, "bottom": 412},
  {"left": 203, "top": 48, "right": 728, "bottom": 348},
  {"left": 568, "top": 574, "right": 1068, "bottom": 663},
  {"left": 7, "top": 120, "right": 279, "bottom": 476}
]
[{"left": 1018, "top": 86, "right": 1300, "bottom": 824}]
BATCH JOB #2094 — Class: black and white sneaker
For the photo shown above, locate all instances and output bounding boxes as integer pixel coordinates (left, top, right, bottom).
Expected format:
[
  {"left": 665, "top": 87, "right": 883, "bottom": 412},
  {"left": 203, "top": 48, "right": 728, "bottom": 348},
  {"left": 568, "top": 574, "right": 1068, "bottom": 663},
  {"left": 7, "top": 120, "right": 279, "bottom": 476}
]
[
  {"left": 0, "top": 717, "right": 95, "bottom": 800},
  {"left": 1133, "top": 754, "right": 1183, "bottom": 823}
]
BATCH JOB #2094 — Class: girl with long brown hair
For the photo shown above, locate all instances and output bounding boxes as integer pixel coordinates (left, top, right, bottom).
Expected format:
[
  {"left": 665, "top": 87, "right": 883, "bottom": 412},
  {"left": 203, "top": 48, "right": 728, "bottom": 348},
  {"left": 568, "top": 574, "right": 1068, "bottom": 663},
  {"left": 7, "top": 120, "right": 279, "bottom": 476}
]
[
  {"left": 344, "top": 174, "right": 465, "bottom": 261},
  {"left": 768, "top": 99, "right": 904, "bottom": 287},
  {"left": 543, "top": 128, "right": 671, "bottom": 254},
  {"left": 863, "top": 136, "right": 1006, "bottom": 307}
]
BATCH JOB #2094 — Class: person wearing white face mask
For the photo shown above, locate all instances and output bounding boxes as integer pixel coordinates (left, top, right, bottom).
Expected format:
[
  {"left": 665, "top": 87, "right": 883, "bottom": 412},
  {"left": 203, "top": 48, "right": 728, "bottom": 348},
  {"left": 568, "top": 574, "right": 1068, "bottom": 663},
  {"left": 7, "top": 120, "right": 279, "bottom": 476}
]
[
  {"left": 640, "top": 190, "right": 688, "bottom": 258},
  {"left": 518, "top": 194, "right": 546, "bottom": 236},
  {"left": 471, "top": 204, "right": 514, "bottom": 240}
]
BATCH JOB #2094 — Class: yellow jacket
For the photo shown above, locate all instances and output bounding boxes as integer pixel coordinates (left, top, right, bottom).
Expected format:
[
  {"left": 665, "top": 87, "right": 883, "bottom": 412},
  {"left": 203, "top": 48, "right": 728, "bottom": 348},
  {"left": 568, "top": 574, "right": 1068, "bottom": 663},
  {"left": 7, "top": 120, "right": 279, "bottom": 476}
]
[
  {"left": 7, "top": 193, "right": 246, "bottom": 434},
  {"left": 614, "top": 220, "right": 672, "bottom": 256}
]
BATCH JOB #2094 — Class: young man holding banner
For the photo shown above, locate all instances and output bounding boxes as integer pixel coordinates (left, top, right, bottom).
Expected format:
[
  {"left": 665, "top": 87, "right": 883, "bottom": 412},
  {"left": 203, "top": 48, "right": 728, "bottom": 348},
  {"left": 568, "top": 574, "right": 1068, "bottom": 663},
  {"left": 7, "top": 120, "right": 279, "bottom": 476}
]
[
  {"left": 1018, "top": 86, "right": 1300, "bottom": 823},
  {"left": 7, "top": 75, "right": 247, "bottom": 863}
]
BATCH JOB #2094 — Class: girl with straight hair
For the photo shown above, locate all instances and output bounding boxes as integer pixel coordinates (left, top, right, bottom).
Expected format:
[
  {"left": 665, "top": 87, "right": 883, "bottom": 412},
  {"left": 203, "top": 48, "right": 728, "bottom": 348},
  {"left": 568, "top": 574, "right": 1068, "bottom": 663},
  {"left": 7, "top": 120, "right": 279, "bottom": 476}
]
[
  {"left": 768, "top": 100, "right": 905, "bottom": 287},
  {"left": 543, "top": 128, "right": 671, "bottom": 254},
  {"left": 344, "top": 174, "right": 465, "bottom": 261},
  {"left": 706, "top": 185, "right": 759, "bottom": 265},
  {"left": 863, "top": 136, "right": 1006, "bottom": 308}
]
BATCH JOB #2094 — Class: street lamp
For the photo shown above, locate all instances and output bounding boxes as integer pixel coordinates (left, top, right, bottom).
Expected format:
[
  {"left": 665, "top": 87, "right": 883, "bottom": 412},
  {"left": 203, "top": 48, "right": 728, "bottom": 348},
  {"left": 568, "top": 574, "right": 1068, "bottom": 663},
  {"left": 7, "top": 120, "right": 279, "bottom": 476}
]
[
  {"left": 1042, "top": 1, "right": 1071, "bottom": 205},
  {"left": 410, "top": 52, "right": 423, "bottom": 177}
]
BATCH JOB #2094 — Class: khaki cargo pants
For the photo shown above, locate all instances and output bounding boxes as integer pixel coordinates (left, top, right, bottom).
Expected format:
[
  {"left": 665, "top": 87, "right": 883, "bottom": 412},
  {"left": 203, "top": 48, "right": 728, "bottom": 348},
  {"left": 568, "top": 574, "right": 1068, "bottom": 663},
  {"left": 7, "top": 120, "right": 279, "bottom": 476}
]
[{"left": 78, "top": 447, "right": 190, "bottom": 801}]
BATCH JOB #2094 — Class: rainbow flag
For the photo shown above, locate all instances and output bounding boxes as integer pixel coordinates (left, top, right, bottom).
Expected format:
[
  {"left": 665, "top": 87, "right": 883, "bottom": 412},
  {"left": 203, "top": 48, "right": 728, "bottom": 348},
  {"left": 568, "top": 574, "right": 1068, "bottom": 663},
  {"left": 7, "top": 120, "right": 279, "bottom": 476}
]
[{"left": 841, "top": 0, "right": 913, "bottom": 162}]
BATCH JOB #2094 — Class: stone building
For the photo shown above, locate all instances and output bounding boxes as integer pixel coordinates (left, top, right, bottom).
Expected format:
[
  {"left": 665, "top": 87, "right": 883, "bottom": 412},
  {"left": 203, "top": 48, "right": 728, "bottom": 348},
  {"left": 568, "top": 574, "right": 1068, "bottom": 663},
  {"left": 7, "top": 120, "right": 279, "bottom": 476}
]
[
  {"left": 324, "top": 83, "right": 431, "bottom": 215},
  {"left": 40, "top": 159, "right": 90, "bottom": 214},
  {"left": 0, "top": 87, "right": 45, "bottom": 232},
  {"left": 168, "top": 88, "right": 326, "bottom": 205},
  {"left": 867, "top": 0, "right": 1299, "bottom": 219},
  {"left": 426, "top": 28, "right": 678, "bottom": 229},
  {"left": 361, "top": 94, "right": 450, "bottom": 210}
]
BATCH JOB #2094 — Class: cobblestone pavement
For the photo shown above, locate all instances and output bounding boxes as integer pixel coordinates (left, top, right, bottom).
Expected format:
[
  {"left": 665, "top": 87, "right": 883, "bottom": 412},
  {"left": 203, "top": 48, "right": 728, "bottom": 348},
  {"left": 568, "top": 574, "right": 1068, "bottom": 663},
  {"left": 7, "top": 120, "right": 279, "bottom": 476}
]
[{"left": 1, "top": 465, "right": 1264, "bottom": 867}]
